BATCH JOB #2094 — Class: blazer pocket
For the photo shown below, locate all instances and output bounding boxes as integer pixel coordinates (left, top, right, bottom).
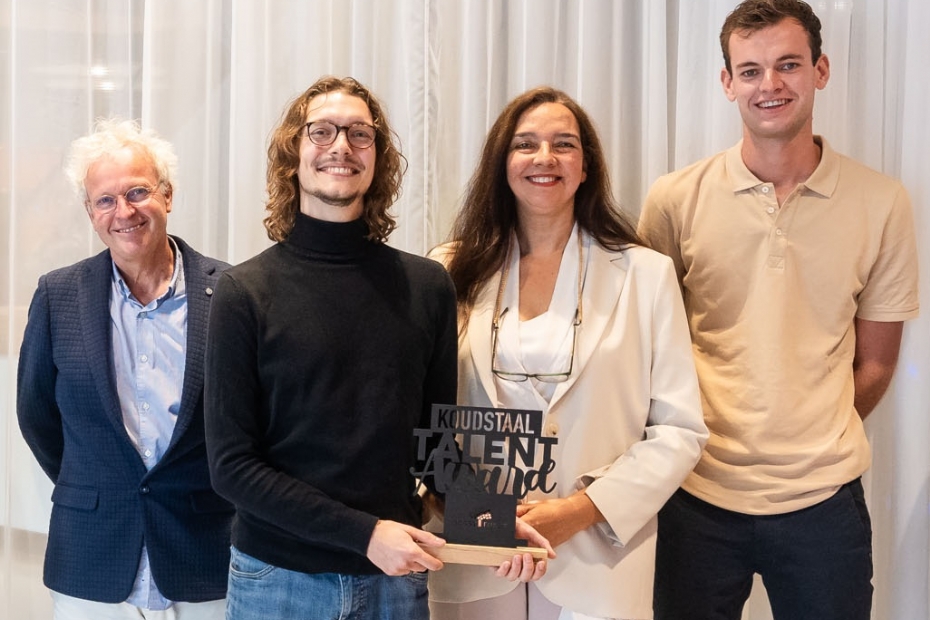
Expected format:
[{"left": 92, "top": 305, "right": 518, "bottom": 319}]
[
  {"left": 51, "top": 483, "right": 99, "bottom": 511},
  {"left": 190, "top": 489, "right": 235, "bottom": 514}
]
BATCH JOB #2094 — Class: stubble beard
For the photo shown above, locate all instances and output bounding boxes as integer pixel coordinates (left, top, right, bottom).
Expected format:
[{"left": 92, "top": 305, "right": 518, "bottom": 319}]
[{"left": 309, "top": 188, "right": 363, "bottom": 208}]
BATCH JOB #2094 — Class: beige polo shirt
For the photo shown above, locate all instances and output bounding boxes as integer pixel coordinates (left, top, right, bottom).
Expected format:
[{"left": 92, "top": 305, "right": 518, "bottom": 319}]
[{"left": 639, "top": 137, "right": 919, "bottom": 515}]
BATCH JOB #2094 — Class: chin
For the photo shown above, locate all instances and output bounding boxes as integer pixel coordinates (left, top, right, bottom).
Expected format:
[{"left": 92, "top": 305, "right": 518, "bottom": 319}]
[{"left": 316, "top": 191, "right": 363, "bottom": 208}]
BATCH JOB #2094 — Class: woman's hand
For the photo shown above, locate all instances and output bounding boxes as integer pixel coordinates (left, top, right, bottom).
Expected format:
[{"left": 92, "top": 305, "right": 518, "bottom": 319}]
[
  {"left": 493, "top": 551, "right": 548, "bottom": 582},
  {"left": 516, "top": 490, "right": 604, "bottom": 549},
  {"left": 491, "top": 513, "right": 556, "bottom": 582}
]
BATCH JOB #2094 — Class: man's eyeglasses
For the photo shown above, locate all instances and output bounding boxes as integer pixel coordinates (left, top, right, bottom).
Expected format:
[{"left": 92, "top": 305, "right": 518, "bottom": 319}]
[
  {"left": 490, "top": 227, "right": 584, "bottom": 383},
  {"left": 305, "top": 121, "right": 376, "bottom": 149},
  {"left": 87, "top": 184, "right": 163, "bottom": 214}
]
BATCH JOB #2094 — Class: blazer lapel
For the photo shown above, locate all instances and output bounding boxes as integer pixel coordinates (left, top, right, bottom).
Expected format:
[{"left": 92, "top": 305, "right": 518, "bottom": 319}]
[
  {"left": 78, "top": 254, "right": 124, "bottom": 432},
  {"left": 167, "top": 242, "right": 215, "bottom": 451},
  {"left": 467, "top": 270, "right": 502, "bottom": 407},
  {"left": 548, "top": 239, "right": 628, "bottom": 410}
]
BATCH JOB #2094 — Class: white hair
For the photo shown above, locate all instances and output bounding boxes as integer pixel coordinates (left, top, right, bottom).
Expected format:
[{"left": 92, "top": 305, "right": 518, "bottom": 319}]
[{"left": 65, "top": 118, "right": 179, "bottom": 201}]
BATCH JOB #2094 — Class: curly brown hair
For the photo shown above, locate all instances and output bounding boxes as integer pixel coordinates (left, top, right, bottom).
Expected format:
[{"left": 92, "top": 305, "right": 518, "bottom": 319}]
[
  {"left": 263, "top": 76, "right": 405, "bottom": 243},
  {"left": 446, "top": 86, "right": 640, "bottom": 309},
  {"left": 720, "top": 0, "right": 822, "bottom": 75}
]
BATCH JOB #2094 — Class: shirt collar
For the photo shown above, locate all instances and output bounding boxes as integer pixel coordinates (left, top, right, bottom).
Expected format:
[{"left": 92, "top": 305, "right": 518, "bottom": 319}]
[
  {"left": 112, "top": 236, "right": 185, "bottom": 306},
  {"left": 726, "top": 135, "right": 839, "bottom": 198}
]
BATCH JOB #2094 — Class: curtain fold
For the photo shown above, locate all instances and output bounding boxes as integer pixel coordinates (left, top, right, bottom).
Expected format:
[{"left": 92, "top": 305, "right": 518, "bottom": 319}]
[{"left": 1, "top": 1, "right": 926, "bottom": 618}]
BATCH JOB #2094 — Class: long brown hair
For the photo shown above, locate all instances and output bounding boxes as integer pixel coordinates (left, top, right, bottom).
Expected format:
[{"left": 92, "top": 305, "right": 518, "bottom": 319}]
[
  {"left": 263, "top": 76, "right": 406, "bottom": 243},
  {"left": 446, "top": 86, "right": 640, "bottom": 308}
]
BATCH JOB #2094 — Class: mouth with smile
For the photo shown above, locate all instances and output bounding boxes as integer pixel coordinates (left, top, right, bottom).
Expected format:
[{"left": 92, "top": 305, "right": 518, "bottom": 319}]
[
  {"left": 756, "top": 98, "right": 790, "bottom": 110},
  {"left": 113, "top": 222, "right": 145, "bottom": 234},
  {"left": 526, "top": 175, "right": 560, "bottom": 185},
  {"left": 317, "top": 160, "right": 362, "bottom": 176}
]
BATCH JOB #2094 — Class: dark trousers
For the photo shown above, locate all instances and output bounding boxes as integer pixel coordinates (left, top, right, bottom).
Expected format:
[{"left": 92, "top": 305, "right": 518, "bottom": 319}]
[{"left": 654, "top": 479, "right": 873, "bottom": 620}]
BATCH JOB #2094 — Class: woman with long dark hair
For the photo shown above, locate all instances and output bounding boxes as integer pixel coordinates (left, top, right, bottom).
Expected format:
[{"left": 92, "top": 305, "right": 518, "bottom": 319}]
[{"left": 428, "top": 87, "right": 708, "bottom": 620}]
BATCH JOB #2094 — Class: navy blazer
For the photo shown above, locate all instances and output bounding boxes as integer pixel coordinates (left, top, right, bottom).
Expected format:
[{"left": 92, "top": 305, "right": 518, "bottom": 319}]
[{"left": 17, "top": 236, "right": 234, "bottom": 603}]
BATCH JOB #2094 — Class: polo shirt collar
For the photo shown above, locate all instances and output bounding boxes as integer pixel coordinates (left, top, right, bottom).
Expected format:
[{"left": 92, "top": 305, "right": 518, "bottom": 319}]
[{"left": 726, "top": 135, "right": 840, "bottom": 198}]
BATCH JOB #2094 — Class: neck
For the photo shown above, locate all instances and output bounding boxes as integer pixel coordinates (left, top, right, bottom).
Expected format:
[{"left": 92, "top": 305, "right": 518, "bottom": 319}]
[
  {"left": 286, "top": 211, "right": 372, "bottom": 259},
  {"left": 741, "top": 130, "right": 822, "bottom": 191},
  {"left": 515, "top": 211, "right": 575, "bottom": 257},
  {"left": 113, "top": 238, "right": 175, "bottom": 306},
  {"left": 299, "top": 196, "right": 364, "bottom": 223}
]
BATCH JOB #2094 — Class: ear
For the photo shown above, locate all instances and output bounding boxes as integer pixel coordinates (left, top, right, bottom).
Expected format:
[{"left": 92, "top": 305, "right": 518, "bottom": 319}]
[
  {"left": 82, "top": 185, "right": 94, "bottom": 219},
  {"left": 163, "top": 183, "right": 173, "bottom": 213},
  {"left": 721, "top": 67, "right": 736, "bottom": 102},
  {"left": 814, "top": 53, "right": 830, "bottom": 90}
]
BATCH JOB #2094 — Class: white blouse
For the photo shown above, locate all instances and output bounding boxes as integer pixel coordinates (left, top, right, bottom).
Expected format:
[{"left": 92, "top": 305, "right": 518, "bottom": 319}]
[{"left": 494, "top": 223, "right": 586, "bottom": 410}]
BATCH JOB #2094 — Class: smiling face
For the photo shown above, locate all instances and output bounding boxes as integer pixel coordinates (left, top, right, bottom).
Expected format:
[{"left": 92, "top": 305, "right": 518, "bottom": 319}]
[
  {"left": 297, "top": 91, "right": 376, "bottom": 222},
  {"left": 84, "top": 146, "right": 172, "bottom": 268},
  {"left": 721, "top": 17, "right": 830, "bottom": 144},
  {"left": 506, "top": 102, "right": 586, "bottom": 222}
]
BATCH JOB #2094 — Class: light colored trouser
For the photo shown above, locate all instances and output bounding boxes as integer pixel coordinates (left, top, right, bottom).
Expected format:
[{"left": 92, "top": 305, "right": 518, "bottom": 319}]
[
  {"left": 52, "top": 591, "right": 226, "bottom": 620},
  {"left": 429, "top": 582, "right": 610, "bottom": 620}
]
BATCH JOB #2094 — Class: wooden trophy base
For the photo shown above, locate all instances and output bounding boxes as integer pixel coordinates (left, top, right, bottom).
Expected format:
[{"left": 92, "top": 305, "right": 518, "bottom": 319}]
[{"left": 420, "top": 542, "right": 548, "bottom": 566}]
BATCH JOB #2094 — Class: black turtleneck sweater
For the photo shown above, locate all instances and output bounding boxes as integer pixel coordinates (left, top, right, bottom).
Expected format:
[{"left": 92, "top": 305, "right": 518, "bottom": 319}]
[{"left": 204, "top": 213, "right": 457, "bottom": 576}]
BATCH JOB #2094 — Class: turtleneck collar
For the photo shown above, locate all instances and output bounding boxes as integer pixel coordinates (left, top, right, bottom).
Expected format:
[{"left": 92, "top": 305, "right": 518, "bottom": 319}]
[{"left": 284, "top": 211, "right": 374, "bottom": 260}]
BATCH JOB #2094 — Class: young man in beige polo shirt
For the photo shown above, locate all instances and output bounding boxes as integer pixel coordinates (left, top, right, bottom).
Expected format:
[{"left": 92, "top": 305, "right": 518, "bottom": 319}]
[{"left": 638, "top": 1, "right": 919, "bottom": 619}]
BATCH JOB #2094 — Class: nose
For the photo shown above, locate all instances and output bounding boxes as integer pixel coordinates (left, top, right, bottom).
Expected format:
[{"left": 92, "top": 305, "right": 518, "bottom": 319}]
[
  {"left": 114, "top": 194, "right": 136, "bottom": 216},
  {"left": 328, "top": 127, "right": 353, "bottom": 154},
  {"left": 760, "top": 68, "right": 783, "bottom": 92},
  {"left": 533, "top": 142, "right": 556, "bottom": 166}
]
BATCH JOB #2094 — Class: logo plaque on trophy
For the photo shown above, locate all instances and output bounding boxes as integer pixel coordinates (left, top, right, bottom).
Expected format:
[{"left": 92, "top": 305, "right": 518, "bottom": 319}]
[{"left": 411, "top": 404, "right": 557, "bottom": 565}]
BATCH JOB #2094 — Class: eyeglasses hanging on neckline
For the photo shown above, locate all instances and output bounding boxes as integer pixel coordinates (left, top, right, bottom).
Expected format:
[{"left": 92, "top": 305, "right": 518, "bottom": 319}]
[{"left": 490, "top": 228, "right": 584, "bottom": 383}]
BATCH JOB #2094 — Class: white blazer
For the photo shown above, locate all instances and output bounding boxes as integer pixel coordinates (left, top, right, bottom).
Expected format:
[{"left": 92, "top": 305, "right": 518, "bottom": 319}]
[{"left": 427, "top": 236, "right": 708, "bottom": 619}]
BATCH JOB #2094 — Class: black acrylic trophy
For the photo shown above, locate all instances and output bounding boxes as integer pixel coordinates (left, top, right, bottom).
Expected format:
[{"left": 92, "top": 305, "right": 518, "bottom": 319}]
[{"left": 411, "top": 404, "right": 557, "bottom": 565}]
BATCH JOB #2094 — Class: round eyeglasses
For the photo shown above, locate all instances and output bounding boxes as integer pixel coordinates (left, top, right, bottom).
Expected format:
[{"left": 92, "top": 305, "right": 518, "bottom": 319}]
[
  {"left": 305, "top": 121, "right": 376, "bottom": 149},
  {"left": 87, "top": 184, "right": 162, "bottom": 214}
]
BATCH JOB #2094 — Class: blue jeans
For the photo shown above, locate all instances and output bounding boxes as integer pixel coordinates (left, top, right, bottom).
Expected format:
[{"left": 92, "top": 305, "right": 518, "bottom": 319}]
[
  {"left": 225, "top": 547, "right": 429, "bottom": 620},
  {"left": 654, "top": 479, "right": 873, "bottom": 620}
]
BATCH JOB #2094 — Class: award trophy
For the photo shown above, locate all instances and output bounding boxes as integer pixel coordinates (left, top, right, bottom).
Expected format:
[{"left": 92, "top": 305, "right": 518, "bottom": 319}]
[{"left": 411, "top": 404, "right": 556, "bottom": 565}]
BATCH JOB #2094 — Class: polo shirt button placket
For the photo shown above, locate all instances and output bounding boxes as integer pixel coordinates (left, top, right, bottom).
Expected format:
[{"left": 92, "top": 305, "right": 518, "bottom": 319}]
[{"left": 759, "top": 185, "right": 778, "bottom": 219}]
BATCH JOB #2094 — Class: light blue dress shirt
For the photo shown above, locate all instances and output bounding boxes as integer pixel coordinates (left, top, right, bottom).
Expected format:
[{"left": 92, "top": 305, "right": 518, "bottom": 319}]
[{"left": 109, "top": 239, "right": 187, "bottom": 610}]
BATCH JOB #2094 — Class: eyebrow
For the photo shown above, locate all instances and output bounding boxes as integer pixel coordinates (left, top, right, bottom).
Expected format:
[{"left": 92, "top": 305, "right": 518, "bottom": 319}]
[
  {"left": 306, "top": 118, "right": 373, "bottom": 125},
  {"left": 734, "top": 53, "right": 807, "bottom": 70},
  {"left": 512, "top": 131, "right": 581, "bottom": 140}
]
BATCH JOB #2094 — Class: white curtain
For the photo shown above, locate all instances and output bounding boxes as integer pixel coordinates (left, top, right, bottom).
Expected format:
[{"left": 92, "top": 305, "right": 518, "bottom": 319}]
[{"left": 1, "top": 1, "right": 927, "bottom": 618}]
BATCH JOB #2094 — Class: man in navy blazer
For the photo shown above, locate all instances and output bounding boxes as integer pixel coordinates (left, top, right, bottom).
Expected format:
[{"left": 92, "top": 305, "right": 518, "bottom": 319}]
[{"left": 17, "top": 119, "right": 232, "bottom": 619}]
